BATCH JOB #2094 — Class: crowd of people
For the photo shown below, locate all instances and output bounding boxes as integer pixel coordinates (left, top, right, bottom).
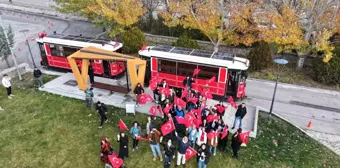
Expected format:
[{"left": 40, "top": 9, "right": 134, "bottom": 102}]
[{"left": 98, "top": 76, "right": 248, "bottom": 168}]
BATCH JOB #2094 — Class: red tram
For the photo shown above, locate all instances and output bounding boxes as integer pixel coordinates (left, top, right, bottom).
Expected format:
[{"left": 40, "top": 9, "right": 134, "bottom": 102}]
[
  {"left": 138, "top": 45, "right": 249, "bottom": 99},
  {"left": 36, "top": 33, "right": 126, "bottom": 77}
]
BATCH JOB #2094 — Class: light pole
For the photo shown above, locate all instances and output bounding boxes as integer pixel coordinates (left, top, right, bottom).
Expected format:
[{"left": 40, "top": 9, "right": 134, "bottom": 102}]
[
  {"left": 19, "top": 29, "right": 36, "bottom": 68},
  {"left": 0, "top": 15, "right": 22, "bottom": 80},
  {"left": 269, "top": 58, "right": 288, "bottom": 117}
]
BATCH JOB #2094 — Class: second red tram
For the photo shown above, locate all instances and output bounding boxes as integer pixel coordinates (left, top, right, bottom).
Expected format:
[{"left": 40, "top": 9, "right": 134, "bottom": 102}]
[
  {"left": 138, "top": 45, "right": 249, "bottom": 99},
  {"left": 36, "top": 33, "right": 126, "bottom": 77}
]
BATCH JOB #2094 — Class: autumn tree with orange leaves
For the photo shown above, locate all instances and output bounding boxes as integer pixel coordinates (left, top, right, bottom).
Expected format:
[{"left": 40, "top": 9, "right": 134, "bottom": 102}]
[{"left": 161, "top": 0, "right": 261, "bottom": 52}]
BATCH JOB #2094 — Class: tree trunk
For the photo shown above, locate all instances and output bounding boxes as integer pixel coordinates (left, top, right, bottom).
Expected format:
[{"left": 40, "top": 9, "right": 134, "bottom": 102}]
[
  {"left": 4, "top": 56, "right": 10, "bottom": 68},
  {"left": 295, "top": 55, "right": 305, "bottom": 71},
  {"left": 213, "top": 44, "right": 219, "bottom": 52}
]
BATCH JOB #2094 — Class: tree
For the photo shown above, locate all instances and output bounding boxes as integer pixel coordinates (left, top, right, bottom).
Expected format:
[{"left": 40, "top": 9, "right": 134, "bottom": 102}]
[
  {"left": 261, "top": 0, "right": 340, "bottom": 70},
  {"left": 142, "top": 0, "right": 162, "bottom": 31},
  {"left": 172, "top": 32, "right": 200, "bottom": 49},
  {"left": 248, "top": 41, "right": 273, "bottom": 71},
  {"left": 121, "top": 27, "right": 146, "bottom": 54},
  {"left": 0, "top": 25, "right": 14, "bottom": 68},
  {"left": 161, "top": 0, "right": 261, "bottom": 52},
  {"left": 54, "top": 0, "right": 146, "bottom": 37}
]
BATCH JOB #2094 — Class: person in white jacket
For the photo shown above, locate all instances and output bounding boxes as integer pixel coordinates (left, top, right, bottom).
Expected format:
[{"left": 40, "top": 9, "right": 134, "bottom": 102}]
[
  {"left": 2, "top": 74, "right": 14, "bottom": 99},
  {"left": 196, "top": 127, "right": 207, "bottom": 148}
]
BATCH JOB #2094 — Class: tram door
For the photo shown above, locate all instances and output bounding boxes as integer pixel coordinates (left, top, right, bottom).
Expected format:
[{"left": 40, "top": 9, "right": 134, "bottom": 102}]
[
  {"left": 226, "top": 71, "right": 239, "bottom": 97},
  {"left": 39, "top": 43, "right": 48, "bottom": 66}
]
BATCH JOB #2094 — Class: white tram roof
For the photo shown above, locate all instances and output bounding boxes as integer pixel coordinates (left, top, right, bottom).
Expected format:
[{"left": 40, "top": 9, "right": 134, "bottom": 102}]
[
  {"left": 138, "top": 45, "right": 249, "bottom": 70},
  {"left": 36, "top": 34, "right": 123, "bottom": 52}
]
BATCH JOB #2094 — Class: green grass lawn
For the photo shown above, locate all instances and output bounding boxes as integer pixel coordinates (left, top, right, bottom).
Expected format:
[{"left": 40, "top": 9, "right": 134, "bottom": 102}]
[{"left": 0, "top": 73, "right": 339, "bottom": 168}]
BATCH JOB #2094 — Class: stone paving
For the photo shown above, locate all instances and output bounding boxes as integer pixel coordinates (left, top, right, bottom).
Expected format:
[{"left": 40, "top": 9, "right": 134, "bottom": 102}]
[{"left": 306, "top": 130, "right": 340, "bottom": 155}]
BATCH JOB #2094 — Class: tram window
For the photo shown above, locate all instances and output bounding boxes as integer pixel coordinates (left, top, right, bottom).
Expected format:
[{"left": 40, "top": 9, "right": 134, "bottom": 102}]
[
  {"left": 197, "top": 66, "right": 219, "bottom": 80},
  {"left": 39, "top": 44, "right": 46, "bottom": 57},
  {"left": 158, "top": 59, "right": 176, "bottom": 75},
  {"left": 50, "top": 44, "right": 65, "bottom": 57},
  {"left": 64, "top": 47, "right": 79, "bottom": 56},
  {"left": 177, "top": 62, "right": 196, "bottom": 77}
]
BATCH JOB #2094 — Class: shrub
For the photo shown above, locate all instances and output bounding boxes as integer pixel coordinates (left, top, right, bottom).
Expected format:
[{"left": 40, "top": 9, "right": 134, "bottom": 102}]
[
  {"left": 312, "top": 45, "right": 340, "bottom": 85},
  {"left": 121, "top": 27, "right": 146, "bottom": 54},
  {"left": 248, "top": 41, "right": 273, "bottom": 71},
  {"left": 172, "top": 32, "right": 200, "bottom": 49}
]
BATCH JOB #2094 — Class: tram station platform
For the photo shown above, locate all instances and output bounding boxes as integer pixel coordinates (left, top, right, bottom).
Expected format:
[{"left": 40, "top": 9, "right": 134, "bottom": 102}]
[{"left": 40, "top": 73, "right": 258, "bottom": 137}]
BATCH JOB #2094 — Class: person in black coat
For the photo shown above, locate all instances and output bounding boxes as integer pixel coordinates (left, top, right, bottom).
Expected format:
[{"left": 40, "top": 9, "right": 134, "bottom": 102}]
[
  {"left": 133, "top": 83, "right": 144, "bottom": 107},
  {"left": 153, "top": 85, "right": 160, "bottom": 104},
  {"left": 196, "top": 144, "right": 210, "bottom": 167},
  {"left": 231, "top": 128, "right": 242, "bottom": 159},
  {"left": 96, "top": 101, "right": 108, "bottom": 128},
  {"left": 33, "top": 68, "right": 44, "bottom": 88},
  {"left": 182, "top": 76, "right": 194, "bottom": 91},
  {"left": 117, "top": 132, "right": 129, "bottom": 160},
  {"left": 232, "top": 103, "right": 247, "bottom": 129},
  {"left": 161, "top": 138, "right": 176, "bottom": 168},
  {"left": 88, "top": 62, "right": 95, "bottom": 84}
]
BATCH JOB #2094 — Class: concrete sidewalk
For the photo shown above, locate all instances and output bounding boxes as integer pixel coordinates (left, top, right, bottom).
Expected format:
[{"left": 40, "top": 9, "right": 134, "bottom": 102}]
[{"left": 39, "top": 73, "right": 257, "bottom": 136}]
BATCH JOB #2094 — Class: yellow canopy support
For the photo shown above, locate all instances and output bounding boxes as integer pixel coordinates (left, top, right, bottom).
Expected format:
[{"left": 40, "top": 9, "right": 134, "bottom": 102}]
[{"left": 67, "top": 46, "right": 146, "bottom": 91}]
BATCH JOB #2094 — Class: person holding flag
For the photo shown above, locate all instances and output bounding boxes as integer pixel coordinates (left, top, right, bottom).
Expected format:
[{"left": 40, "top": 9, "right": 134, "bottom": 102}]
[
  {"left": 147, "top": 128, "right": 163, "bottom": 161},
  {"left": 153, "top": 85, "right": 160, "bottom": 104},
  {"left": 129, "top": 121, "right": 142, "bottom": 152},
  {"left": 133, "top": 83, "right": 145, "bottom": 107},
  {"left": 207, "top": 130, "right": 218, "bottom": 156},
  {"left": 174, "top": 132, "right": 191, "bottom": 168},
  {"left": 183, "top": 76, "right": 194, "bottom": 92},
  {"left": 146, "top": 116, "right": 156, "bottom": 134},
  {"left": 174, "top": 105, "right": 185, "bottom": 118},
  {"left": 231, "top": 128, "right": 243, "bottom": 159},
  {"left": 196, "top": 144, "right": 210, "bottom": 168},
  {"left": 117, "top": 132, "right": 129, "bottom": 160},
  {"left": 196, "top": 127, "right": 207, "bottom": 148},
  {"left": 188, "top": 125, "right": 198, "bottom": 148},
  {"left": 161, "top": 138, "right": 176, "bottom": 168}
]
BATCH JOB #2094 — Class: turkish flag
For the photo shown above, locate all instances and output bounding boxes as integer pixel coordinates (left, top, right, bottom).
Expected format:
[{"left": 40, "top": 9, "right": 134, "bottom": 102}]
[
  {"left": 136, "top": 136, "right": 149, "bottom": 141},
  {"left": 193, "top": 118, "right": 202, "bottom": 128},
  {"left": 193, "top": 68, "right": 200, "bottom": 77},
  {"left": 181, "top": 87, "right": 188, "bottom": 99},
  {"left": 207, "top": 132, "right": 218, "bottom": 140},
  {"left": 185, "top": 111, "right": 195, "bottom": 122},
  {"left": 108, "top": 155, "right": 124, "bottom": 168},
  {"left": 187, "top": 97, "right": 198, "bottom": 104},
  {"left": 149, "top": 106, "right": 158, "bottom": 116},
  {"left": 161, "top": 120, "right": 175, "bottom": 136},
  {"left": 220, "top": 126, "right": 228, "bottom": 139},
  {"left": 227, "top": 96, "right": 238, "bottom": 109},
  {"left": 159, "top": 87, "right": 171, "bottom": 96},
  {"left": 191, "top": 84, "right": 202, "bottom": 92},
  {"left": 174, "top": 96, "right": 186, "bottom": 108},
  {"left": 191, "top": 109, "right": 200, "bottom": 115},
  {"left": 175, "top": 116, "right": 186, "bottom": 125},
  {"left": 185, "top": 147, "right": 197, "bottom": 160},
  {"left": 163, "top": 104, "right": 173, "bottom": 115},
  {"left": 119, "top": 119, "right": 128, "bottom": 131},
  {"left": 201, "top": 89, "right": 213, "bottom": 99},
  {"left": 215, "top": 105, "right": 226, "bottom": 114},
  {"left": 240, "top": 131, "right": 251, "bottom": 144},
  {"left": 149, "top": 81, "right": 158, "bottom": 91},
  {"left": 207, "top": 76, "right": 216, "bottom": 84},
  {"left": 138, "top": 94, "right": 154, "bottom": 104},
  {"left": 207, "top": 115, "right": 219, "bottom": 123}
]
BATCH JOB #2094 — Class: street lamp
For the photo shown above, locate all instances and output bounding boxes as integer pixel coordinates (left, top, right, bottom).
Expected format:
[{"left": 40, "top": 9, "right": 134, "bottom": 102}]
[
  {"left": 269, "top": 58, "right": 288, "bottom": 116},
  {"left": 19, "top": 29, "right": 36, "bottom": 68}
]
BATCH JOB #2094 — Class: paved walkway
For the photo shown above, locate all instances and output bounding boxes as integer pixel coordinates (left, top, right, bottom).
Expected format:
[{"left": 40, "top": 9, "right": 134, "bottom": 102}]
[
  {"left": 40, "top": 73, "right": 257, "bottom": 135},
  {"left": 306, "top": 130, "right": 340, "bottom": 155}
]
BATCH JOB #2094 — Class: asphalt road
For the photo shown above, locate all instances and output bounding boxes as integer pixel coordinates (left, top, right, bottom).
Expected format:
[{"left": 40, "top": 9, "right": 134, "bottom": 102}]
[{"left": 0, "top": 10, "right": 102, "bottom": 69}]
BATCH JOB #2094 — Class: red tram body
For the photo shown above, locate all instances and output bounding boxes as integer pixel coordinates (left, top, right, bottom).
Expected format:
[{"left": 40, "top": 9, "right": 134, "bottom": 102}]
[
  {"left": 138, "top": 45, "right": 249, "bottom": 99},
  {"left": 36, "top": 33, "right": 126, "bottom": 77}
]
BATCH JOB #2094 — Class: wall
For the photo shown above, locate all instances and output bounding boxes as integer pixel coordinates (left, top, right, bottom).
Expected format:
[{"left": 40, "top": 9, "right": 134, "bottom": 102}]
[{"left": 0, "top": 63, "right": 32, "bottom": 78}]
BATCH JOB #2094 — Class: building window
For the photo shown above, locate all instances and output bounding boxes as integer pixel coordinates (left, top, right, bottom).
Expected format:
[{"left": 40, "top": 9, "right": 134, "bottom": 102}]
[
  {"left": 196, "top": 65, "right": 219, "bottom": 80},
  {"left": 50, "top": 44, "right": 65, "bottom": 57},
  {"left": 177, "top": 62, "right": 197, "bottom": 77},
  {"left": 158, "top": 59, "right": 176, "bottom": 75}
]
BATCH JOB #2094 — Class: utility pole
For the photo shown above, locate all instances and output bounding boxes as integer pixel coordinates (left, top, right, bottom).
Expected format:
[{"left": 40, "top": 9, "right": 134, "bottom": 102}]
[
  {"left": 0, "top": 15, "right": 22, "bottom": 80},
  {"left": 20, "top": 29, "right": 36, "bottom": 68}
]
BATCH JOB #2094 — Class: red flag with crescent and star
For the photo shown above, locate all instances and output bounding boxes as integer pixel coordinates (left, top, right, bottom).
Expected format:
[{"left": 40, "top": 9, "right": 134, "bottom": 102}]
[
  {"left": 149, "top": 106, "right": 159, "bottom": 116},
  {"left": 149, "top": 81, "right": 158, "bottom": 91},
  {"left": 207, "top": 76, "right": 216, "bottom": 84},
  {"left": 193, "top": 118, "right": 202, "bottom": 128},
  {"left": 163, "top": 104, "right": 173, "bottom": 115},
  {"left": 175, "top": 116, "right": 186, "bottom": 125},
  {"left": 181, "top": 86, "right": 189, "bottom": 99},
  {"left": 108, "top": 154, "right": 124, "bottom": 168},
  {"left": 174, "top": 96, "right": 186, "bottom": 108},
  {"left": 201, "top": 89, "right": 213, "bottom": 99},
  {"left": 185, "top": 111, "right": 195, "bottom": 122},
  {"left": 185, "top": 147, "right": 197, "bottom": 160},
  {"left": 136, "top": 136, "right": 149, "bottom": 141},
  {"left": 215, "top": 104, "right": 226, "bottom": 114},
  {"left": 207, "top": 132, "right": 218, "bottom": 140},
  {"left": 138, "top": 94, "right": 154, "bottom": 104},
  {"left": 193, "top": 68, "right": 200, "bottom": 77},
  {"left": 206, "top": 115, "right": 219, "bottom": 123},
  {"left": 187, "top": 96, "right": 198, "bottom": 104},
  {"left": 118, "top": 119, "right": 128, "bottom": 131},
  {"left": 227, "top": 96, "right": 238, "bottom": 109},
  {"left": 220, "top": 126, "right": 229, "bottom": 139},
  {"left": 191, "top": 84, "right": 202, "bottom": 92},
  {"left": 159, "top": 87, "right": 171, "bottom": 96},
  {"left": 161, "top": 120, "right": 175, "bottom": 136},
  {"left": 240, "top": 131, "right": 251, "bottom": 144}
]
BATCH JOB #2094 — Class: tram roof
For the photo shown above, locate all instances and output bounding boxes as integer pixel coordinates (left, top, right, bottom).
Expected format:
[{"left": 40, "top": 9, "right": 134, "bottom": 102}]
[
  {"left": 36, "top": 34, "right": 123, "bottom": 52},
  {"left": 138, "top": 45, "right": 249, "bottom": 70}
]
